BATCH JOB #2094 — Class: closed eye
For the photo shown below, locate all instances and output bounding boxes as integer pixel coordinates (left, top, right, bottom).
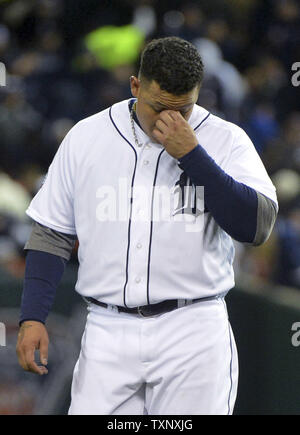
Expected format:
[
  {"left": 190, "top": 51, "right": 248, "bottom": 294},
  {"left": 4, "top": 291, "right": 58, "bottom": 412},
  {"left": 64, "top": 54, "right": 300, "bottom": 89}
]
[
  {"left": 150, "top": 104, "right": 191, "bottom": 116},
  {"left": 151, "top": 106, "right": 163, "bottom": 113}
]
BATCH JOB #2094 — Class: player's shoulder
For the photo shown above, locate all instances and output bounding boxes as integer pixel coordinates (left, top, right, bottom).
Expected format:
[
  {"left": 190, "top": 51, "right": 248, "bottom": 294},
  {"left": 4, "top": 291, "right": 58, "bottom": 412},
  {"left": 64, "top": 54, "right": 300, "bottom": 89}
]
[
  {"left": 65, "top": 100, "right": 129, "bottom": 145},
  {"left": 205, "top": 109, "right": 246, "bottom": 136},
  {"left": 73, "top": 106, "right": 111, "bottom": 131},
  {"left": 193, "top": 105, "right": 254, "bottom": 157}
]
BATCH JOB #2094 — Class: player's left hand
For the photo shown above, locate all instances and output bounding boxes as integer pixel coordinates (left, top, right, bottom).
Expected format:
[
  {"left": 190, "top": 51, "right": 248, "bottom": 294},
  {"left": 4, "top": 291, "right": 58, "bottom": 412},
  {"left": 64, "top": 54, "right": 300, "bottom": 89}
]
[{"left": 153, "top": 110, "right": 198, "bottom": 159}]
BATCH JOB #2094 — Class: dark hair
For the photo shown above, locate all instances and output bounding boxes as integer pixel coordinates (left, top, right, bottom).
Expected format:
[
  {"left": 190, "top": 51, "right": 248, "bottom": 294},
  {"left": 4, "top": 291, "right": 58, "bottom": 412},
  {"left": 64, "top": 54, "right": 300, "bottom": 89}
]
[{"left": 139, "top": 37, "right": 204, "bottom": 95}]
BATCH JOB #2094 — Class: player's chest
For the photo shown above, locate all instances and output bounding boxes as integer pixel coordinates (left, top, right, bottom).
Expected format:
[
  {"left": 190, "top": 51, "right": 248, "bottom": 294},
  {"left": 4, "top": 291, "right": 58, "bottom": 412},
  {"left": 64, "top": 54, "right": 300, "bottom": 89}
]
[
  {"left": 75, "top": 142, "right": 183, "bottom": 192},
  {"left": 74, "top": 142, "right": 205, "bottom": 221}
]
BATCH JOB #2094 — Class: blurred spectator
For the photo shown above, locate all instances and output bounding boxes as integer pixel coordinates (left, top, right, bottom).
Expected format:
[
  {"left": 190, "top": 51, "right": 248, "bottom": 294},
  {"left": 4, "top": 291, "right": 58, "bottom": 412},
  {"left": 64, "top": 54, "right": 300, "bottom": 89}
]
[
  {"left": 132, "top": 0, "right": 157, "bottom": 38},
  {"left": 0, "top": 171, "right": 32, "bottom": 278},
  {"left": 272, "top": 169, "right": 300, "bottom": 288},
  {"left": 243, "top": 103, "right": 280, "bottom": 155},
  {"left": 275, "top": 198, "right": 300, "bottom": 289},
  {"left": 194, "top": 37, "right": 248, "bottom": 122},
  {"left": 0, "top": 172, "right": 30, "bottom": 221},
  {"left": 0, "top": 85, "right": 43, "bottom": 174},
  {"left": 238, "top": 169, "right": 300, "bottom": 289}
]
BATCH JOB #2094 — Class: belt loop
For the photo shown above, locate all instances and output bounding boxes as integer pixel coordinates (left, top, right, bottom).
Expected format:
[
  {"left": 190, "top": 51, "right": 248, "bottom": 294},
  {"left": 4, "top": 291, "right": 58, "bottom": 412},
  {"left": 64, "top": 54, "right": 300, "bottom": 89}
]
[
  {"left": 82, "top": 296, "right": 91, "bottom": 305},
  {"left": 177, "top": 299, "right": 186, "bottom": 308},
  {"left": 107, "top": 304, "right": 118, "bottom": 312}
]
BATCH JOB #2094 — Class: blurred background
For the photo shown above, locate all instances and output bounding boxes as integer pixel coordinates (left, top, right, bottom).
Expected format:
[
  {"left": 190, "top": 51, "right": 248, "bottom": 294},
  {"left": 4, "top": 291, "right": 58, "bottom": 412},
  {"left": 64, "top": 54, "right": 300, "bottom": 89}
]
[{"left": 0, "top": 0, "right": 300, "bottom": 415}]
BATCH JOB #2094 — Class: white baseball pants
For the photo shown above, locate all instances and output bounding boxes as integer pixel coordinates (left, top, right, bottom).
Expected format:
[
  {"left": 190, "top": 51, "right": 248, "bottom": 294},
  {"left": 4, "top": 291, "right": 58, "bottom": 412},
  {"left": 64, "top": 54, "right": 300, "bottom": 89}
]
[{"left": 68, "top": 297, "right": 238, "bottom": 415}]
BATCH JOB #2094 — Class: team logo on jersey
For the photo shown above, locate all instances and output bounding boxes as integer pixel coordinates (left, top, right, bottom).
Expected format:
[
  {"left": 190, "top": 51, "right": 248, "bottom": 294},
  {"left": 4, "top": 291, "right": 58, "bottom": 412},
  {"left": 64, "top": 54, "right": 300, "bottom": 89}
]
[
  {"left": 95, "top": 176, "right": 205, "bottom": 232},
  {"left": 173, "top": 172, "right": 204, "bottom": 218}
]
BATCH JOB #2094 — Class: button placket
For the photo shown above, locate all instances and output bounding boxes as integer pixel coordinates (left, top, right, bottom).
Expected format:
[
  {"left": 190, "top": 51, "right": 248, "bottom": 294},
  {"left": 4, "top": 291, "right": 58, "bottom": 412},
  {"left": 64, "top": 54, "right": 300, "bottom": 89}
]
[{"left": 125, "top": 144, "right": 163, "bottom": 306}]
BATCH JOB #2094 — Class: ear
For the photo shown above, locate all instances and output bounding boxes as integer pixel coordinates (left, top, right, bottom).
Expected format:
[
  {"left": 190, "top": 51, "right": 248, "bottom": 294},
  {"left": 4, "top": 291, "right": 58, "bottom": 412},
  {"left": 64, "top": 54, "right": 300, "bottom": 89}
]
[{"left": 130, "top": 76, "right": 140, "bottom": 98}]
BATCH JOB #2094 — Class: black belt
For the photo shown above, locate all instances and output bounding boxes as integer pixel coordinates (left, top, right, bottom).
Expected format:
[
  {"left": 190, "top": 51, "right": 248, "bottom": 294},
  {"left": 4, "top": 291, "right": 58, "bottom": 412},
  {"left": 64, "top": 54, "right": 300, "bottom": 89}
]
[{"left": 85, "top": 293, "right": 226, "bottom": 318}]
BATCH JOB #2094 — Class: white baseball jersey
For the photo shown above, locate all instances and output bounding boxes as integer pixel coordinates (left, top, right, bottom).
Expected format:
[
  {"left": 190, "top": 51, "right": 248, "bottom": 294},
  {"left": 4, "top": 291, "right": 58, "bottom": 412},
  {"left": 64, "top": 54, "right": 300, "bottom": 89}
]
[{"left": 26, "top": 99, "right": 277, "bottom": 307}]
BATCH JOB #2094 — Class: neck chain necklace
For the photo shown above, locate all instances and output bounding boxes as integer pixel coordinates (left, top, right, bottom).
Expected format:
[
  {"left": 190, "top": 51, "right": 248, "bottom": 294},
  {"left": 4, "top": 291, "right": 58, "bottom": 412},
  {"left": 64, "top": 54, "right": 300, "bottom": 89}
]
[{"left": 130, "top": 102, "right": 143, "bottom": 148}]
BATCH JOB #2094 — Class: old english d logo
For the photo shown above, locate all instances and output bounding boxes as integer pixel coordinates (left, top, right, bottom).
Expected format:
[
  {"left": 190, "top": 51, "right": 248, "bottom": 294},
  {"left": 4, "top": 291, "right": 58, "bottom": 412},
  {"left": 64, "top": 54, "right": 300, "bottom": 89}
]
[{"left": 173, "top": 172, "right": 203, "bottom": 217}]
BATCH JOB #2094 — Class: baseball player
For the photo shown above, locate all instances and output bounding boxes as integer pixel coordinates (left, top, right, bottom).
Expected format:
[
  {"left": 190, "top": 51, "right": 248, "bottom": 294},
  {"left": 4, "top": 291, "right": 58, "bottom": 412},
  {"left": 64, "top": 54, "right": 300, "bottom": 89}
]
[{"left": 16, "top": 37, "right": 278, "bottom": 415}]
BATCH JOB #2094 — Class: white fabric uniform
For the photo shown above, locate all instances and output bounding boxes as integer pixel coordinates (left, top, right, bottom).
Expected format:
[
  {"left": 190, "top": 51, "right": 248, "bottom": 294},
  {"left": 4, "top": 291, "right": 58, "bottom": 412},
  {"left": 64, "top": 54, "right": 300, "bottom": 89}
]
[
  {"left": 26, "top": 99, "right": 277, "bottom": 415},
  {"left": 69, "top": 299, "right": 238, "bottom": 415}
]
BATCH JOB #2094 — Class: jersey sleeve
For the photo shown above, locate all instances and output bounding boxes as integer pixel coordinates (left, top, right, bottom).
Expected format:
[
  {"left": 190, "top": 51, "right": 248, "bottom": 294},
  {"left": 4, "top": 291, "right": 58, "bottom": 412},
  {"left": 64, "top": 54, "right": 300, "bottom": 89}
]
[
  {"left": 26, "top": 130, "right": 77, "bottom": 235},
  {"left": 224, "top": 127, "right": 278, "bottom": 206}
]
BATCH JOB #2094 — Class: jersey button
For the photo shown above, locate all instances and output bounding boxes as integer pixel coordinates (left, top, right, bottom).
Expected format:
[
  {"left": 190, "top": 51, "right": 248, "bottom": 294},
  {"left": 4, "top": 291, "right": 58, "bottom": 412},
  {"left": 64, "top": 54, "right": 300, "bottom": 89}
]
[
  {"left": 135, "top": 277, "right": 141, "bottom": 283},
  {"left": 136, "top": 243, "right": 142, "bottom": 249},
  {"left": 143, "top": 160, "right": 149, "bottom": 165}
]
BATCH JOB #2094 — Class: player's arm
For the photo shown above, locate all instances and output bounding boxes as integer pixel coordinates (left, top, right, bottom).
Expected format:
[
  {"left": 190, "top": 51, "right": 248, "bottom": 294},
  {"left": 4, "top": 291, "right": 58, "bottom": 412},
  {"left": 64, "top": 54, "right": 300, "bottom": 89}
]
[
  {"left": 16, "top": 222, "right": 76, "bottom": 375},
  {"left": 178, "top": 146, "right": 277, "bottom": 245},
  {"left": 153, "top": 110, "right": 278, "bottom": 245}
]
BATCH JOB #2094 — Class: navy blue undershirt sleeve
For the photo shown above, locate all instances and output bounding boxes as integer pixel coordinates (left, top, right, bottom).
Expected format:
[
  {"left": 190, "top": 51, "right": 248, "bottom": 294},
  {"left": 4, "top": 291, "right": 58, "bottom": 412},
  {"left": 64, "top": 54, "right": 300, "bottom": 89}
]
[
  {"left": 20, "top": 250, "right": 66, "bottom": 325},
  {"left": 178, "top": 144, "right": 258, "bottom": 243}
]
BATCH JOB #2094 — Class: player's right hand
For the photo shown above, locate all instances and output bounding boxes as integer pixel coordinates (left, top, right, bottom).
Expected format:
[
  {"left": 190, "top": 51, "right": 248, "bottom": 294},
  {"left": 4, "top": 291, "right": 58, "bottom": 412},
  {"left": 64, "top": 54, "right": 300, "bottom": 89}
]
[{"left": 16, "top": 320, "right": 49, "bottom": 375}]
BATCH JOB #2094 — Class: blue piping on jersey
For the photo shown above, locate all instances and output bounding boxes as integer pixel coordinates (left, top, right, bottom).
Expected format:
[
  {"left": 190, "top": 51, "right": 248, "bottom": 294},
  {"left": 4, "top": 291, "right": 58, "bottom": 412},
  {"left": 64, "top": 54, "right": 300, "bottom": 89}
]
[
  {"left": 126, "top": 101, "right": 211, "bottom": 305},
  {"left": 194, "top": 111, "right": 210, "bottom": 213},
  {"left": 128, "top": 99, "right": 167, "bottom": 305},
  {"left": 227, "top": 321, "right": 234, "bottom": 415},
  {"left": 146, "top": 149, "right": 165, "bottom": 305},
  {"left": 110, "top": 103, "right": 211, "bottom": 307},
  {"left": 109, "top": 106, "right": 137, "bottom": 308},
  {"left": 193, "top": 112, "right": 211, "bottom": 131},
  {"left": 221, "top": 298, "right": 234, "bottom": 415}
]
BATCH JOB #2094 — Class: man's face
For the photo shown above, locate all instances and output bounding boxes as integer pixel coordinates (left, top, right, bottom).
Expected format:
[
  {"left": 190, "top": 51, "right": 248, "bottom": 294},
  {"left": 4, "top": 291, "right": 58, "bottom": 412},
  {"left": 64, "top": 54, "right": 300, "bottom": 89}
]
[{"left": 130, "top": 76, "right": 200, "bottom": 143}]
